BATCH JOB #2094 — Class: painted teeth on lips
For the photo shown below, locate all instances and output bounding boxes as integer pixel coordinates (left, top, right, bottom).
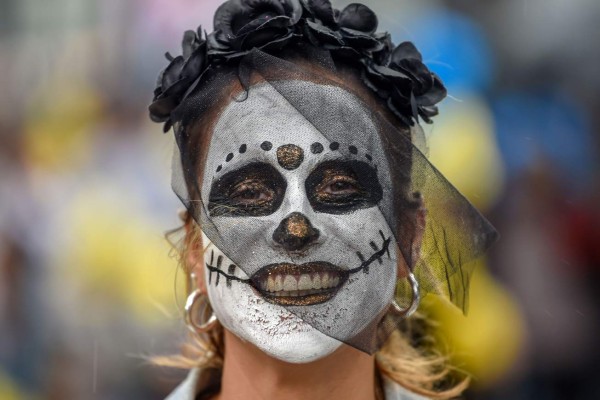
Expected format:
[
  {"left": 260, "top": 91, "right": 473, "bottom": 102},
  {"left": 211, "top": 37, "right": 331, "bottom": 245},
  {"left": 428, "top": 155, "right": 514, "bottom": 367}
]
[
  {"left": 260, "top": 272, "right": 342, "bottom": 297},
  {"left": 251, "top": 262, "right": 347, "bottom": 305}
]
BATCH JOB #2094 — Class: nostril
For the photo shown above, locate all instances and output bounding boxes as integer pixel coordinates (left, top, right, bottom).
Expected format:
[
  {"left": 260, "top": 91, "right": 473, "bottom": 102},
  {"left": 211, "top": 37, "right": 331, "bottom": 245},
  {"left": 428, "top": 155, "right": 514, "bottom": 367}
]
[{"left": 272, "top": 212, "right": 320, "bottom": 252}]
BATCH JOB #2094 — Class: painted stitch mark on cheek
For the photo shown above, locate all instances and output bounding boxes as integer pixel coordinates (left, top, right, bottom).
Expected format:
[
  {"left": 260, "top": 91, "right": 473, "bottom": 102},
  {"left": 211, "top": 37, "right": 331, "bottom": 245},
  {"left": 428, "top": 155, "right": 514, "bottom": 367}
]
[
  {"left": 226, "top": 264, "right": 236, "bottom": 287},
  {"left": 206, "top": 255, "right": 251, "bottom": 288},
  {"left": 369, "top": 241, "right": 383, "bottom": 264},
  {"left": 379, "top": 230, "right": 391, "bottom": 258},
  {"left": 356, "top": 251, "right": 367, "bottom": 274},
  {"left": 276, "top": 144, "right": 305, "bottom": 171},
  {"left": 208, "top": 250, "right": 215, "bottom": 285},
  {"left": 348, "top": 231, "right": 393, "bottom": 275},
  {"left": 215, "top": 255, "right": 223, "bottom": 286}
]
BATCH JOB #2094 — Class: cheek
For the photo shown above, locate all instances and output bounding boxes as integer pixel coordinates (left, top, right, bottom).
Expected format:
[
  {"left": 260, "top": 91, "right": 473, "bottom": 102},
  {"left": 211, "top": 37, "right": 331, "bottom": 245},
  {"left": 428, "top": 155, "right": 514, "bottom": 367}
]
[
  {"left": 210, "top": 216, "right": 274, "bottom": 250},
  {"left": 318, "top": 208, "right": 391, "bottom": 244}
]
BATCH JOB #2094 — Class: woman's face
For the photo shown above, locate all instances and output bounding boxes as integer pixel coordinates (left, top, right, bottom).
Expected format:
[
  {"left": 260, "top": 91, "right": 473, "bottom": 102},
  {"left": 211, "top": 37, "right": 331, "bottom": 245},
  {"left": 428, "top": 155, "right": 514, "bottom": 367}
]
[{"left": 198, "top": 81, "right": 399, "bottom": 363}]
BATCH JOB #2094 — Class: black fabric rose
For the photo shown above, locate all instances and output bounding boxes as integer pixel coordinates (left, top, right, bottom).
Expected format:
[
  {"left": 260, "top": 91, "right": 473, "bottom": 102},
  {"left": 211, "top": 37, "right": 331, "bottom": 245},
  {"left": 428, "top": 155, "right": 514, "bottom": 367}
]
[
  {"left": 301, "top": 0, "right": 338, "bottom": 27},
  {"left": 371, "top": 31, "right": 393, "bottom": 65},
  {"left": 303, "top": 2, "right": 381, "bottom": 55},
  {"left": 363, "top": 41, "right": 446, "bottom": 125},
  {"left": 301, "top": 0, "right": 341, "bottom": 48},
  {"left": 338, "top": 3, "right": 377, "bottom": 33},
  {"left": 208, "top": 0, "right": 303, "bottom": 59},
  {"left": 337, "top": 3, "right": 381, "bottom": 53},
  {"left": 149, "top": 28, "right": 208, "bottom": 132},
  {"left": 149, "top": 0, "right": 448, "bottom": 132}
]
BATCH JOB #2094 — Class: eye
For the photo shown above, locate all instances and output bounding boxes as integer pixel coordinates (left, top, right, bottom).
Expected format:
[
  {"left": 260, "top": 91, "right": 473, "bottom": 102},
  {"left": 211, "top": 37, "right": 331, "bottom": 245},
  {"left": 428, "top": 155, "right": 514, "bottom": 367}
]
[
  {"left": 321, "top": 177, "right": 361, "bottom": 195},
  {"left": 208, "top": 162, "right": 287, "bottom": 217},
  {"left": 230, "top": 181, "right": 273, "bottom": 204},
  {"left": 305, "top": 160, "right": 383, "bottom": 215}
]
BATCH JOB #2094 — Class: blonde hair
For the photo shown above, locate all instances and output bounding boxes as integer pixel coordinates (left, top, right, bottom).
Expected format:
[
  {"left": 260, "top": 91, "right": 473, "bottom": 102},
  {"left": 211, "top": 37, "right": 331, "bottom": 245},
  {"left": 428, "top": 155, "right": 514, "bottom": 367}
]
[{"left": 154, "top": 219, "right": 468, "bottom": 399}]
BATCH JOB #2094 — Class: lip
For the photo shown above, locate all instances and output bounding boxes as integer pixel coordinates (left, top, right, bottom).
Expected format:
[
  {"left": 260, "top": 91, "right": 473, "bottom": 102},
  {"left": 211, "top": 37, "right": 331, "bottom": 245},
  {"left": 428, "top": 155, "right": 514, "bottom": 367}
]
[{"left": 250, "top": 262, "right": 349, "bottom": 306}]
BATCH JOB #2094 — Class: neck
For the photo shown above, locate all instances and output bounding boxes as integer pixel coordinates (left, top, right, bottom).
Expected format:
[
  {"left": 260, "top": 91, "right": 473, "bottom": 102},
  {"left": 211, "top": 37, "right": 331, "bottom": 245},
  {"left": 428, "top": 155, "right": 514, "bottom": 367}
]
[{"left": 215, "top": 329, "right": 377, "bottom": 400}]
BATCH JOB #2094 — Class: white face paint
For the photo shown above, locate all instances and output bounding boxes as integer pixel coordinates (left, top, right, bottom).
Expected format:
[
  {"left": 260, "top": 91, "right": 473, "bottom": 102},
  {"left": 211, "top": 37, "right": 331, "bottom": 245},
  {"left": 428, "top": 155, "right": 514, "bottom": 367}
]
[
  {"left": 202, "top": 235, "right": 342, "bottom": 363},
  {"left": 199, "top": 81, "right": 398, "bottom": 363}
]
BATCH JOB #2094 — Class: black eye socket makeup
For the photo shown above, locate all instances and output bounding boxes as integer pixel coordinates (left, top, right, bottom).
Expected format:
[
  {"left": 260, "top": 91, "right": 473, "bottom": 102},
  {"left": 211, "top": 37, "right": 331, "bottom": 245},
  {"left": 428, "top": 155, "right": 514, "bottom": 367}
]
[
  {"left": 208, "top": 162, "right": 287, "bottom": 217},
  {"left": 305, "top": 160, "right": 383, "bottom": 214}
]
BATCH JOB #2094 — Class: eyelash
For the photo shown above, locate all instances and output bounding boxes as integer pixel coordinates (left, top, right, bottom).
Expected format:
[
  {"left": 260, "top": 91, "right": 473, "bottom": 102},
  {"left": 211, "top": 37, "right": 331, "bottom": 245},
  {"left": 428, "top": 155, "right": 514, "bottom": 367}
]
[
  {"left": 230, "top": 181, "right": 272, "bottom": 203},
  {"left": 319, "top": 176, "right": 361, "bottom": 196}
]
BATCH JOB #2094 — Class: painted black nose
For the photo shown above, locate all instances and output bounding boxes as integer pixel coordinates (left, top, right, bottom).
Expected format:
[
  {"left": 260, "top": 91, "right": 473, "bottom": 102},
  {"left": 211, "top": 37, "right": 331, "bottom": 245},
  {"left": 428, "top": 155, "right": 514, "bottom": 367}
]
[{"left": 272, "top": 212, "right": 320, "bottom": 252}]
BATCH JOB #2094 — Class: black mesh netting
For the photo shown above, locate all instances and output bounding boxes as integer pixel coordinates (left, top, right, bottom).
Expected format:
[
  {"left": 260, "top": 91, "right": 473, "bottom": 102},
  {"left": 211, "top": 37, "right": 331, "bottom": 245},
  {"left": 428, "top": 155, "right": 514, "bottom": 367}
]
[{"left": 169, "top": 48, "right": 498, "bottom": 354}]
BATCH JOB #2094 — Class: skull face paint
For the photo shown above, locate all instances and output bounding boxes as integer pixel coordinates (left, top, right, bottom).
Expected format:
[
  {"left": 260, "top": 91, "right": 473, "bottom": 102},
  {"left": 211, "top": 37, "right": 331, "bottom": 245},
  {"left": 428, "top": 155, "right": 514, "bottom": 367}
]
[{"left": 199, "top": 81, "right": 399, "bottom": 363}]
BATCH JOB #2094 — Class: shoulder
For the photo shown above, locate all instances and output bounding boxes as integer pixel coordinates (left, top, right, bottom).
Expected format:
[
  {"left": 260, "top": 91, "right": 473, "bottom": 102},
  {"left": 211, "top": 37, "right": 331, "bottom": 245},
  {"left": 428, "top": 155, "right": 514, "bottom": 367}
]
[{"left": 382, "top": 375, "right": 431, "bottom": 400}]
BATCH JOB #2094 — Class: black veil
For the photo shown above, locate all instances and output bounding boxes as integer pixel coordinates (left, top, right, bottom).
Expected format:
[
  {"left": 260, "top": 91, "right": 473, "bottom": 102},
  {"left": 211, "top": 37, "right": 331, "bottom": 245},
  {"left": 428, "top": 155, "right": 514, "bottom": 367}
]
[{"left": 168, "top": 48, "right": 497, "bottom": 354}]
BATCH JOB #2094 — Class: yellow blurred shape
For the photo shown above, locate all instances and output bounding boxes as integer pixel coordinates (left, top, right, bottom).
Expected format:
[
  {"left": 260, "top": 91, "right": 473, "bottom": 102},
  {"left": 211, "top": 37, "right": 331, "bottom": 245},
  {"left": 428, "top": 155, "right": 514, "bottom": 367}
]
[
  {"left": 423, "top": 263, "right": 525, "bottom": 387},
  {"left": 57, "top": 185, "right": 183, "bottom": 325},
  {"left": 0, "top": 371, "right": 29, "bottom": 400},
  {"left": 428, "top": 95, "right": 505, "bottom": 210},
  {"left": 24, "top": 81, "right": 103, "bottom": 171}
]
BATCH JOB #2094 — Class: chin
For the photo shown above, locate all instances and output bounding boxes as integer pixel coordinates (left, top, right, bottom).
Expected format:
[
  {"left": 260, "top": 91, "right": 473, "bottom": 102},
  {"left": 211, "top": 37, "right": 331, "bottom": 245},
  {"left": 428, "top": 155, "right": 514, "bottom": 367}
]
[
  {"left": 249, "top": 324, "right": 343, "bottom": 364},
  {"left": 204, "top": 253, "right": 344, "bottom": 364},
  {"left": 209, "top": 286, "right": 345, "bottom": 364}
]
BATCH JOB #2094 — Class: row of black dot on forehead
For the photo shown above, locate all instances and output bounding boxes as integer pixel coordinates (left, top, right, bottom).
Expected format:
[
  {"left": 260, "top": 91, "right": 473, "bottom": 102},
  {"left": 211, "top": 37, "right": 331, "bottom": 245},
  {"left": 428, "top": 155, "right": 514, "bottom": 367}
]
[{"left": 215, "top": 141, "right": 373, "bottom": 173}]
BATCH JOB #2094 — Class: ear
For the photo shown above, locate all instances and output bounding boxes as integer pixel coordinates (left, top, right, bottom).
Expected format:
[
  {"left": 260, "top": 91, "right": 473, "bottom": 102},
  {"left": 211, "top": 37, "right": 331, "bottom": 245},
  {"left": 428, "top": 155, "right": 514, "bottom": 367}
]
[
  {"left": 183, "top": 213, "right": 207, "bottom": 294},
  {"left": 396, "top": 193, "right": 427, "bottom": 278}
]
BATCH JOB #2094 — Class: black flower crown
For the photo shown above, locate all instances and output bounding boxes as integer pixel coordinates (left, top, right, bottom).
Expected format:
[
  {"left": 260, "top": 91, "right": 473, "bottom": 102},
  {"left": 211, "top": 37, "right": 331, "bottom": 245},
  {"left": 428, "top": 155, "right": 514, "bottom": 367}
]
[{"left": 150, "top": 0, "right": 447, "bottom": 132}]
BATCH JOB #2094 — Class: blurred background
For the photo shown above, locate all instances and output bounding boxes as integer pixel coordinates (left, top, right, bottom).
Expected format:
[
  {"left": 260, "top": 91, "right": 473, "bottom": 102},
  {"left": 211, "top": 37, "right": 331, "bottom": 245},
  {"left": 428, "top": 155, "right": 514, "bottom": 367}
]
[{"left": 1, "top": 0, "right": 599, "bottom": 398}]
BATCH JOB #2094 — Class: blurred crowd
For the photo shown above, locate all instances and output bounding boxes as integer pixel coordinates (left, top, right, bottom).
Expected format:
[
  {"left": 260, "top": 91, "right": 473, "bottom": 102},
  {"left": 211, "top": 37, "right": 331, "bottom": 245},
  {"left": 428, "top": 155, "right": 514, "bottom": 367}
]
[{"left": 1, "top": 0, "right": 599, "bottom": 399}]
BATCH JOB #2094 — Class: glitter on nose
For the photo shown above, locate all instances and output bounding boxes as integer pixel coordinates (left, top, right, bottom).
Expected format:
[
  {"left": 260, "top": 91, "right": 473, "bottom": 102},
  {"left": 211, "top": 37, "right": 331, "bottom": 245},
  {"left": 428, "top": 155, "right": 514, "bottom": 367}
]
[
  {"left": 272, "top": 212, "right": 320, "bottom": 251},
  {"left": 286, "top": 214, "right": 310, "bottom": 237}
]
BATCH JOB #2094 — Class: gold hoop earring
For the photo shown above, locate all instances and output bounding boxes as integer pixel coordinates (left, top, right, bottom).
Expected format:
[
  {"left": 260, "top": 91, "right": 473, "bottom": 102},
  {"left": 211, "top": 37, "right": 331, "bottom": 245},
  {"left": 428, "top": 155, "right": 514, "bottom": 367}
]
[
  {"left": 391, "top": 271, "right": 420, "bottom": 318},
  {"left": 184, "top": 289, "right": 218, "bottom": 334}
]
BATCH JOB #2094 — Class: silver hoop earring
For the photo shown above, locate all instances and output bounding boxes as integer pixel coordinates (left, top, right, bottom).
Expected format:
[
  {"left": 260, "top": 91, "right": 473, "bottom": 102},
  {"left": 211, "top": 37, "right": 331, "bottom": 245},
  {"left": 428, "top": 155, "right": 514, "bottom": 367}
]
[
  {"left": 391, "top": 271, "right": 420, "bottom": 318},
  {"left": 184, "top": 289, "right": 218, "bottom": 334}
]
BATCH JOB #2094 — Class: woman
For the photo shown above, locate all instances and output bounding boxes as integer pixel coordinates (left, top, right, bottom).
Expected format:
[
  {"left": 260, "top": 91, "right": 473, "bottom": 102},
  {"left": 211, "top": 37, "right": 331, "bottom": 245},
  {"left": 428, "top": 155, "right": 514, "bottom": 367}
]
[{"left": 149, "top": 1, "right": 497, "bottom": 399}]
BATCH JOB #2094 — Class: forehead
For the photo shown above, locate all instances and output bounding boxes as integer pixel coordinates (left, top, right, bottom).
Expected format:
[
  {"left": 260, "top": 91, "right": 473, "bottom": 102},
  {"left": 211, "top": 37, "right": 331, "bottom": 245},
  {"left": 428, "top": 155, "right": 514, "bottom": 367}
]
[{"left": 209, "top": 80, "right": 379, "bottom": 153}]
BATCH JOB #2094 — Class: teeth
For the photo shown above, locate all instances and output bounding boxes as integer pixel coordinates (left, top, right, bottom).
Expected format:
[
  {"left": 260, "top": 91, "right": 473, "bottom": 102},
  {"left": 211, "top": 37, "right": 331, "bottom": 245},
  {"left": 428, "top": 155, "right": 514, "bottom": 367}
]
[
  {"left": 298, "top": 274, "right": 311, "bottom": 290},
  {"left": 261, "top": 272, "right": 344, "bottom": 296},
  {"left": 283, "top": 275, "right": 297, "bottom": 291},
  {"left": 322, "top": 273, "right": 330, "bottom": 288},
  {"left": 313, "top": 274, "right": 322, "bottom": 290},
  {"left": 267, "top": 276, "right": 275, "bottom": 292},
  {"left": 272, "top": 289, "right": 326, "bottom": 297}
]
